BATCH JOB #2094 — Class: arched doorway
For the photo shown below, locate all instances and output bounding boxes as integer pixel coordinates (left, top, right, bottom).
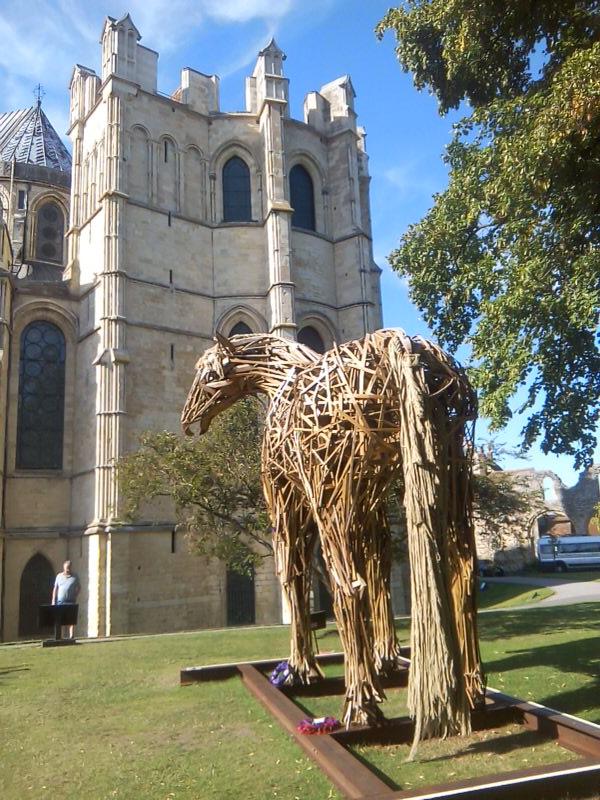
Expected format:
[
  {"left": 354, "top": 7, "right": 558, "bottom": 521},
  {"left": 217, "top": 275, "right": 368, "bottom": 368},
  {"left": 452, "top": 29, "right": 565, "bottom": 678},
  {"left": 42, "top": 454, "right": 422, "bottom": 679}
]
[
  {"left": 19, "top": 554, "right": 55, "bottom": 637},
  {"left": 226, "top": 567, "right": 255, "bottom": 626}
]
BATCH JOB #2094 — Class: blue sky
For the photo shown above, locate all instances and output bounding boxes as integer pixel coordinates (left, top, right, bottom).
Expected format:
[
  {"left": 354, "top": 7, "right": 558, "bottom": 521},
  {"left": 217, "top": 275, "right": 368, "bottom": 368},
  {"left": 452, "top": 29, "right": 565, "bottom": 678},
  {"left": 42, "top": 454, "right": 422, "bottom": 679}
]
[{"left": 1, "top": 0, "right": 596, "bottom": 485}]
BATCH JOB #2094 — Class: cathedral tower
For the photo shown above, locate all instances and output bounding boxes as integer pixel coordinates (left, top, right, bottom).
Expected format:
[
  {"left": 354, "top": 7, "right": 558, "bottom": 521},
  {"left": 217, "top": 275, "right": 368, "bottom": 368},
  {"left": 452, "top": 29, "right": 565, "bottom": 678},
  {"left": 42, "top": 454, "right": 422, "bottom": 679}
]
[{"left": 0, "top": 14, "right": 383, "bottom": 640}]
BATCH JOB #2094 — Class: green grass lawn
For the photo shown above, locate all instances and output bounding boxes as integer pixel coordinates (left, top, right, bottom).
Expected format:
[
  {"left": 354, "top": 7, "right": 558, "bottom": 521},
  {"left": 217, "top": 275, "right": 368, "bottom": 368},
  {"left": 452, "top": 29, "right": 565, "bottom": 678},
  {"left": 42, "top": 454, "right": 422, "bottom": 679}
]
[
  {"left": 1, "top": 604, "right": 598, "bottom": 800},
  {"left": 549, "top": 570, "right": 600, "bottom": 582},
  {"left": 477, "top": 582, "right": 554, "bottom": 609},
  {"left": 521, "top": 568, "right": 600, "bottom": 582},
  {"left": 351, "top": 723, "right": 579, "bottom": 792}
]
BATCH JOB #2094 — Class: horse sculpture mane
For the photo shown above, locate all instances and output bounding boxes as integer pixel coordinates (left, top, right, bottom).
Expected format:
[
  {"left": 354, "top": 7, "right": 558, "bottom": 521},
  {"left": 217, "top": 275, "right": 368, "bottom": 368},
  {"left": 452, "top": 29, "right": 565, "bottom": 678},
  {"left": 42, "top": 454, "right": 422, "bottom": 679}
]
[{"left": 182, "top": 328, "right": 484, "bottom": 755}]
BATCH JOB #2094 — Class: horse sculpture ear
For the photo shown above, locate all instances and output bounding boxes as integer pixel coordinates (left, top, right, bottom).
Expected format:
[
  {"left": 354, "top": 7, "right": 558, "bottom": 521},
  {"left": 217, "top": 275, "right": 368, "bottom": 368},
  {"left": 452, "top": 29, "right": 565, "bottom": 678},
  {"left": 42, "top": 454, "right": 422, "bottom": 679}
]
[{"left": 214, "top": 331, "right": 235, "bottom": 353}]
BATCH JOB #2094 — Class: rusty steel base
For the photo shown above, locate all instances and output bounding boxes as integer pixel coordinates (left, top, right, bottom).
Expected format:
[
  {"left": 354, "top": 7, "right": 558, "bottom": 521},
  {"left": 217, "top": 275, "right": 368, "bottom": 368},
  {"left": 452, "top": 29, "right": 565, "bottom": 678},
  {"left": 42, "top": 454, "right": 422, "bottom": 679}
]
[{"left": 180, "top": 653, "right": 600, "bottom": 800}]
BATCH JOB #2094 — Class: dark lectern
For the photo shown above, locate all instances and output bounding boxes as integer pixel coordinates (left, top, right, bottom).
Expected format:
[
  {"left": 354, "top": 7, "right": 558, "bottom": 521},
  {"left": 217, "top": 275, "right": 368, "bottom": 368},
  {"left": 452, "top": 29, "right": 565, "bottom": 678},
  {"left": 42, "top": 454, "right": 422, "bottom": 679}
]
[
  {"left": 310, "top": 610, "right": 328, "bottom": 654},
  {"left": 310, "top": 610, "right": 327, "bottom": 631},
  {"left": 39, "top": 603, "right": 79, "bottom": 647}
]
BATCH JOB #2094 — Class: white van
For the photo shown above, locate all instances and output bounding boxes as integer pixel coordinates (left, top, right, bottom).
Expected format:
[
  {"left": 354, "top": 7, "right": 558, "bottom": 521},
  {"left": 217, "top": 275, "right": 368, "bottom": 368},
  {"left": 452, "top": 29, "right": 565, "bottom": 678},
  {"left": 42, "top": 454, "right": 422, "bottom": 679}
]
[{"left": 536, "top": 535, "right": 600, "bottom": 572}]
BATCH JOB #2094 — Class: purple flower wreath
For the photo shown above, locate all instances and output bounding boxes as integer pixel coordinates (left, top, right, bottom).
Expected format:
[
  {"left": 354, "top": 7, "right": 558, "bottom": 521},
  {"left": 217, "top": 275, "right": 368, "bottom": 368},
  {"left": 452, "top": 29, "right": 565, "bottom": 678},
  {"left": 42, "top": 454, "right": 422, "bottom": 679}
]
[{"left": 269, "top": 660, "right": 298, "bottom": 688}]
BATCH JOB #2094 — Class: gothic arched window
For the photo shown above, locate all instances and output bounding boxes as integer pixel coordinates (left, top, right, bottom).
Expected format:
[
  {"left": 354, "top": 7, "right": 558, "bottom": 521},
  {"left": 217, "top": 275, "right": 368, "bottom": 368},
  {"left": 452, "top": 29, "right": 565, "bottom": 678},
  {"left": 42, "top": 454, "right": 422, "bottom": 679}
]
[
  {"left": 223, "top": 156, "right": 251, "bottom": 222},
  {"left": 298, "top": 325, "right": 325, "bottom": 354},
  {"left": 290, "top": 165, "right": 315, "bottom": 231},
  {"left": 35, "top": 201, "right": 64, "bottom": 264},
  {"left": 129, "top": 126, "right": 150, "bottom": 203},
  {"left": 229, "top": 321, "right": 252, "bottom": 336},
  {"left": 16, "top": 321, "right": 66, "bottom": 470}
]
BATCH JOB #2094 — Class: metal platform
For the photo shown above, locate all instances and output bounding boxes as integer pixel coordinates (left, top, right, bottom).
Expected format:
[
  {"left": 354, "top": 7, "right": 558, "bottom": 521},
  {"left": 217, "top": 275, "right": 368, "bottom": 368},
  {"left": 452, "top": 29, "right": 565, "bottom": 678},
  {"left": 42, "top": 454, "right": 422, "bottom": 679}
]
[{"left": 181, "top": 652, "right": 600, "bottom": 800}]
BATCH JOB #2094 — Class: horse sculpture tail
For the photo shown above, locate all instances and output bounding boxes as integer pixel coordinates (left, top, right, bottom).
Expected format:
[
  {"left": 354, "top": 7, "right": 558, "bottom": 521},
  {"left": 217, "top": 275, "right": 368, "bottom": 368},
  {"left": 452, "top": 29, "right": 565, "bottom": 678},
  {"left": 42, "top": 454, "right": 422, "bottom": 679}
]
[{"left": 387, "top": 331, "right": 485, "bottom": 760}]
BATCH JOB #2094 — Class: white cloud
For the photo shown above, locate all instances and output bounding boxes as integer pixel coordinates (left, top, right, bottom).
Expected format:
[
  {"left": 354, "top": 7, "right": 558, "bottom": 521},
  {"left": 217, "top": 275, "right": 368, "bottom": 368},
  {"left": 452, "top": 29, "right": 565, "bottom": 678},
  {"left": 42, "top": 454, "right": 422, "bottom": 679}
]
[
  {"left": 0, "top": 0, "right": 339, "bottom": 140},
  {"left": 0, "top": 0, "right": 304, "bottom": 82},
  {"left": 216, "top": 26, "right": 277, "bottom": 80},
  {"left": 203, "top": 0, "right": 294, "bottom": 23},
  {"left": 382, "top": 162, "right": 438, "bottom": 199},
  {"left": 0, "top": 2, "right": 95, "bottom": 100}
]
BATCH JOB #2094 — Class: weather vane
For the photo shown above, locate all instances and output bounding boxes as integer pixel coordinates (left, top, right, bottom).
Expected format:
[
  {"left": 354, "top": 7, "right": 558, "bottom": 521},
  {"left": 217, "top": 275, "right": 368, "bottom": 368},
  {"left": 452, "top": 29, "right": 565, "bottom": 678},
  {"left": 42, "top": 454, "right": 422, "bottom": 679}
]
[{"left": 33, "top": 84, "right": 45, "bottom": 107}]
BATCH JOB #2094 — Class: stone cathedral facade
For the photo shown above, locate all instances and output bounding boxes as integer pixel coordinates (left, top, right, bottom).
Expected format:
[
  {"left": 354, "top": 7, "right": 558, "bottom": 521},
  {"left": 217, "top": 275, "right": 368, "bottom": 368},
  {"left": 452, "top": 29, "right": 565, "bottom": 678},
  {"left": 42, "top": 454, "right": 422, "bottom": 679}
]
[{"left": 0, "top": 14, "right": 383, "bottom": 641}]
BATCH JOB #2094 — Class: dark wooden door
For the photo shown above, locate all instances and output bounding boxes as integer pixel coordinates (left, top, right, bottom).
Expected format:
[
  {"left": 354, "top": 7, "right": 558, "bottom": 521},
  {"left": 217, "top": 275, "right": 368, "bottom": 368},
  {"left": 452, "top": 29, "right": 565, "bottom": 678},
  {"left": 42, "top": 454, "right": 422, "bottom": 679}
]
[
  {"left": 19, "top": 554, "right": 55, "bottom": 637},
  {"left": 226, "top": 568, "right": 255, "bottom": 626}
]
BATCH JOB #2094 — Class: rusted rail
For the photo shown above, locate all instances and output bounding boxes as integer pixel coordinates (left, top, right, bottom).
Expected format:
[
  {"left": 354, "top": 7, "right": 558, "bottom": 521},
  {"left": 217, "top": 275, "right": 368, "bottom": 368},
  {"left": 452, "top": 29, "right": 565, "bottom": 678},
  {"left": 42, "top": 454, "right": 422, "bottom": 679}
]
[
  {"left": 487, "top": 687, "right": 600, "bottom": 760},
  {"left": 180, "top": 650, "right": 345, "bottom": 685},
  {"left": 238, "top": 663, "right": 395, "bottom": 799},
  {"left": 181, "top": 654, "right": 600, "bottom": 799},
  {"left": 368, "top": 759, "right": 600, "bottom": 800}
]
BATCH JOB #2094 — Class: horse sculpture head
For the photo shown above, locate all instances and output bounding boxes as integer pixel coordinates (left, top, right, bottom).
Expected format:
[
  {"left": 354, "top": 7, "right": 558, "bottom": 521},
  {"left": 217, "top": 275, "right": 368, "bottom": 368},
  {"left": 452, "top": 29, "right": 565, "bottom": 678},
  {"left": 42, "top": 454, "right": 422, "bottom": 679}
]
[{"left": 181, "top": 332, "right": 243, "bottom": 435}]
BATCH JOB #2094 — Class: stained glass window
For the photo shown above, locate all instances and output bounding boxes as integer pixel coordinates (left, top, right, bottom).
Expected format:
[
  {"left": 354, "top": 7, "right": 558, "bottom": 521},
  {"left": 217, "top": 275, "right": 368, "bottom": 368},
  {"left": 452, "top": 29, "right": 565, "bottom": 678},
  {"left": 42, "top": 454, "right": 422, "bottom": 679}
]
[
  {"left": 223, "top": 157, "right": 252, "bottom": 222},
  {"left": 290, "top": 165, "right": 315, "bottom": 231},
  {"left": 16, "top": 321, "right": 66, "bottom": 469},
  {"left": 35, "top": 201, "right": 64, "bottom": 264}
]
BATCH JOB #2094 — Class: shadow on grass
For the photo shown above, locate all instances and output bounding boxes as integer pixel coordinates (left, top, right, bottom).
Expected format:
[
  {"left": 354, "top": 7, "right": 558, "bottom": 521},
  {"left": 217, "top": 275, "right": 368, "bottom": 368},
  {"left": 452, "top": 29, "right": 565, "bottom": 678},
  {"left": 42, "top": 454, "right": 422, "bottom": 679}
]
[
  {"left": 349, "top": 728, "right": 557, "bottom": 791},
  {"left": 420, "top": 729, "right": 544, "bottom": 764},
  {"left": 291, "top": 697, "right": 324, "bottom": 719},
  {"left": 484, "top": 634, "right": 600, "bottom": 720},
  {"left": 317, "top": 630, "right": 339, "bottom": 639},
  {"left": 0, "top": 665, "right": 30, "bottom": 682},
  {"left": 478, "top": 604, "right": 598, "bottom": 641},
  {"left": 349, "top": 746, "right": 400, "bottom": 790}
]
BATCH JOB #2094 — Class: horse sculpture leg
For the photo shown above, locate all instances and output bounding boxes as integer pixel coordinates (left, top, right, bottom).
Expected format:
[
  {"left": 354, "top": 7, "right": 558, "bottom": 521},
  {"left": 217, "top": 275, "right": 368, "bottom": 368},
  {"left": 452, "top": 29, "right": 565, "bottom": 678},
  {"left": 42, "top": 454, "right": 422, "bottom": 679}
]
[
  {"left": 269, "top": 488, "right": 321, "bottom": 683},
  {"left": 365, "top": 507, "right": 400, "bottom": 675},
  {"left": 316, "top": 504, "right": 386, "bottom": 727}
]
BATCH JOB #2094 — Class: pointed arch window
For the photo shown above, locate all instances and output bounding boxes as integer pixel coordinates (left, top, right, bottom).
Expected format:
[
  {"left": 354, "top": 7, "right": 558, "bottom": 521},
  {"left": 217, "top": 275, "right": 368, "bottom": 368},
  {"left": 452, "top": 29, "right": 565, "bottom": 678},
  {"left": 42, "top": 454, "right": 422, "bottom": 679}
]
[
  {"left": 290, "top": 164, "right": 315, "bottom": 231},
  {"left": 298, "top": 325, "right": 325, "bottom": 354},
  {"left": 229, "top": 321, "right": 252, "bottom": 336},
  {"left": 35, "top": 201, "right": 64, "bottom": 264},
  {"left": 16, "top": 321, "right": 66, "bottom": 470},
  {"left": 223, "top": 156, "right": 251, "bottom": 222}
]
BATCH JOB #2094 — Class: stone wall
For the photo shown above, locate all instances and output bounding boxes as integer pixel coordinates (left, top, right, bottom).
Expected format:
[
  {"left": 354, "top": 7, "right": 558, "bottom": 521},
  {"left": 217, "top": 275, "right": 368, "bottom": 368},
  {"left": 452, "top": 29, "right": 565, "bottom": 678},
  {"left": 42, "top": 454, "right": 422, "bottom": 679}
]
[
  {"left": 0, "top": 13, "right": 387, "bottom": 640},
  {"left": 474, "top": 461, "right": 600, "bottom": 571}
]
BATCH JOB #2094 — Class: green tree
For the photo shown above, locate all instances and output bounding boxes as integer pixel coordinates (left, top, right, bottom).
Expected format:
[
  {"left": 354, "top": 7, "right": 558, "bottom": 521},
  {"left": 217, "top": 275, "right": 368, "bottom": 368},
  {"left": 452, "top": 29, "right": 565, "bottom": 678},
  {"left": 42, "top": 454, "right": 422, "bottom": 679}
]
[
  {"left": 377, "top": 1, "right": 600, "bottom": 467},
  {"left": 119, "top": 398, "right": 270, "bottom": 575},
  {"left": 120, "top": 400, "right": 538, "bottom": 576},
  {"left": 592, "top": 501, "right": 600, "bottom": 531},
  {"left": 120, "top": 399, "right": 334, "bottom": 589},
  {"left": 471, "top": 447, "right": 544, "bottom": 551},
  {"left": 388, "top": 453, "right": 542, "bottom": 559}
]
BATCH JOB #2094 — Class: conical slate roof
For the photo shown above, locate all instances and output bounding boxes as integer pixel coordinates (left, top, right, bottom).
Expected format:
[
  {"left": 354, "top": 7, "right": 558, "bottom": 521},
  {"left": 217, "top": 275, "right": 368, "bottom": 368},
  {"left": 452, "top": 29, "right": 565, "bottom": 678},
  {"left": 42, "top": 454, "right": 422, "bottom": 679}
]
[{"left": 0, "top": 103, "right": 71, "bottom": 172}]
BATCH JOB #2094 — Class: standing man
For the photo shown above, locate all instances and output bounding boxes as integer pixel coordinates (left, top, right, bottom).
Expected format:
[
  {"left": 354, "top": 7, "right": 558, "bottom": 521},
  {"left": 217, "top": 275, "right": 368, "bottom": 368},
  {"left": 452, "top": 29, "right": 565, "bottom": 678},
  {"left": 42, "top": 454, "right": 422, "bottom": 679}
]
[{"left": 51, "top": 560, "right": 80, "bottom": 639}]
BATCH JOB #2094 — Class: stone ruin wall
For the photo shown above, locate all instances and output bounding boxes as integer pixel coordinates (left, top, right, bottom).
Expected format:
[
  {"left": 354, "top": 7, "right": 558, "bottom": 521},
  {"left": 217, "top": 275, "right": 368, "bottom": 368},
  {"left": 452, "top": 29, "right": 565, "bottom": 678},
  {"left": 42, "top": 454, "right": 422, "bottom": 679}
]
[{"left": 474, "top": 464, "right": 600, "bottom": 571}]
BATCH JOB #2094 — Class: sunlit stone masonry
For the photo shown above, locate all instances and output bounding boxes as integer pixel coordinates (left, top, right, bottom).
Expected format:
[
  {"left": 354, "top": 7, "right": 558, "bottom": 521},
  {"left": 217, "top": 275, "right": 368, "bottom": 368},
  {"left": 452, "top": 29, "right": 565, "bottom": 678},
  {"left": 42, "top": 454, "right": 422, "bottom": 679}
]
[{"left": 0, "top": 13, "right": 386, "bottom": 641}]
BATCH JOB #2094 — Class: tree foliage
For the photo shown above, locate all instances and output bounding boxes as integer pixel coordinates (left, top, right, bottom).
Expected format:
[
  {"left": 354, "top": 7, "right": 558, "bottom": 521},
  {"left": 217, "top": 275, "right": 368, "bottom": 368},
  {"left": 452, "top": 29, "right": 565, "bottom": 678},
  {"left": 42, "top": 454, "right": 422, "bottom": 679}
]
[
  {"left": 592, "top": 501, "right": 600, "bottom": 531},
  {"left": 120, "top": 399, "right": 540, "bottom": 576},
  {"left": 119, "top": 398, "right": 270, "bottom": 575},
  {"left": 377, "top": 1, "right": 600, "bottom": 467},
  {"left": 471, "top": 460, "right": 544, "bottom": 551}
]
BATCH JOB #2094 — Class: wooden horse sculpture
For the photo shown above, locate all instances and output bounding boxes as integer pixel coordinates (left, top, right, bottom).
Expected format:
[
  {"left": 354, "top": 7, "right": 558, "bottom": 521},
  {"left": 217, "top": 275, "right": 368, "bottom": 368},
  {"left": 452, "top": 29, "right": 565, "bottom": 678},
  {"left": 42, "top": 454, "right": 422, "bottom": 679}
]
[{"left": 182, "top": 329, "right": 484, "bottom": 749}]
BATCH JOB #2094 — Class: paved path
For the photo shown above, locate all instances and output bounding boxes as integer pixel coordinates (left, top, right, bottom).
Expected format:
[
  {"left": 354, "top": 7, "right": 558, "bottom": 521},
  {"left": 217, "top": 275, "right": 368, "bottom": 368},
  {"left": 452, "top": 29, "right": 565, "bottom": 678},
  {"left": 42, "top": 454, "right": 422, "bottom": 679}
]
[{"left": 486, "top": 575, "right": 600, "bottom": 606}]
